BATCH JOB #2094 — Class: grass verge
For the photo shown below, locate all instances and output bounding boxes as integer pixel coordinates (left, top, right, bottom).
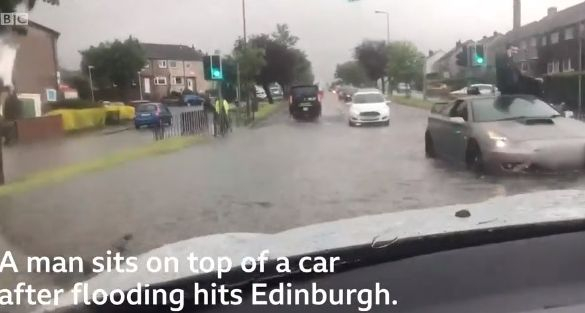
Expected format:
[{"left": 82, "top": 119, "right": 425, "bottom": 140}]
[
  {"left": 390, "top": 95, "right": 434, "bottom": 110},
  {"left": 249, "top": 101, "right": 285, "bottom": 126},
  {"left": 0, "top": 136, "right": 206, "bottom": 197}
]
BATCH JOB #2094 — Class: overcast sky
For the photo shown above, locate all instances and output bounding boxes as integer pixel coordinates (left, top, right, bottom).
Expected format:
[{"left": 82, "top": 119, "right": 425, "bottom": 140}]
[{"left": 30, "top": 0, "right": 584, "bottom": 83}]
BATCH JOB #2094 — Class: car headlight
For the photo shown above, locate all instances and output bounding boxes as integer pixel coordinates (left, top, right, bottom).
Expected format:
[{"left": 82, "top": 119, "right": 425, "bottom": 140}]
[
  {"left": 350, "top": 110, "right": 360, "bottom": 117},
  {"left": 487, "top": 131, "right": 508, "bottom": 148}
]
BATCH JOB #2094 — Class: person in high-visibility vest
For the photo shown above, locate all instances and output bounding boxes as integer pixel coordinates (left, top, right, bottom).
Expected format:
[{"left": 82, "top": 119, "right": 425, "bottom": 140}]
[{"left": 214, "top": 98, "right": 231, "bottom": 135}]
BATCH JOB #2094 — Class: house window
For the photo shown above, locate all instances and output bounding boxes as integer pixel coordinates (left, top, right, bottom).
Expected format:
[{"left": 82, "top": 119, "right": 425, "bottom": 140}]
[
  {"left": 551, "top": 32, "right": 560, "bottom": 44},
  {"left": 172, "top": 77, "right": 183, "bottom": 85},
  {"left": 158, "top": 60, "right": 167, "bottom": 68},
  {"left": 565, "top": 27, "right": 575, "bottom": 40},
  {"left": 554, "top": 60, "right": 560, "bottom": 73},
  {"left": 154, "top": 77, "right": 167, "bottom": 85},
  {"left": 521, "top": 62, "right": 529, "bottom": 72},
  {"left": 562, "top": 58, "right": 574, "bottom": 72},
  {"left": 169, "top": 61, "right": 177, "bottom": 68},
  {"left": 542, "top": 36, "right": 547, "bottom": 46},
  {"left": 547, "top": 62, "right": 553, "bottom": 74},
  {"left": 520, "top": 41, "right": 527, "bottom": 49},
  {"left": 530, "top": 37, "right": 537, "bottom": 47},
  {"left": 185, "top": 63, "right": 191, "bottom": 68}
]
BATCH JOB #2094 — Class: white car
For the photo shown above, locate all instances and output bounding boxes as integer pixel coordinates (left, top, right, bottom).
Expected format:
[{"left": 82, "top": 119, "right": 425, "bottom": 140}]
[
  {"left": 348, "top": 91, "right": 390, "bottom": 127},
  {"left": 255, "top": 86, "right": 267, "bottom": 99}
]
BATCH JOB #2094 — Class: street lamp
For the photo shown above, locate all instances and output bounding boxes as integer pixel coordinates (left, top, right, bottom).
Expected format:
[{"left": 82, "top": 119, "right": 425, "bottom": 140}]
[
  {"left": 87, "top": 65, "right": 95, "bottom": 102},
  {"left": 137, "top": 71, "right": 143, "bottom": 100},
  {"left": 374, "top": 10, "right": 390, "bottom": 44}
]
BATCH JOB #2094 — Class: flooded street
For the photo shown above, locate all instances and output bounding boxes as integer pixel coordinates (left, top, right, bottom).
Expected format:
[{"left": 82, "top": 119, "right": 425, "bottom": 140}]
[{"left": 1, "top": 94, "right": 585, "bottom": 277}]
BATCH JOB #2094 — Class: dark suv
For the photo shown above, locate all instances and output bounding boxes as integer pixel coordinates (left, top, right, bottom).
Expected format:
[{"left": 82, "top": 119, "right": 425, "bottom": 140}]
[{"left": 289, "top": 84, "right": 322, "bottom": 121}]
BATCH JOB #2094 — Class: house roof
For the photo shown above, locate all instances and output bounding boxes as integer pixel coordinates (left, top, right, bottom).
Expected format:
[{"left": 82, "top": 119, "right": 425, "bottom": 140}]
[
  {"left": 140, "top": 43, "right": 203, "bottom": 61},
  {"left": 28, "top": 20, "right": 60, "bottom": 37},
  {"left": 507, "top": 1, "right": 585, "bottom": 40}
]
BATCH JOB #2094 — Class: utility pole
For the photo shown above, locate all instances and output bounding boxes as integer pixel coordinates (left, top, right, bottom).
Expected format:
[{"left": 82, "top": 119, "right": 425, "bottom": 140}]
[
  {"left": 242, "top": 0, "right": 251, "bottom": 121},
  {"left": 375, "top": 10, "right": 390, "bottom": 94},
  {"left": 579, "top": 21, "right": 583, "bottom": 118},
  {"left": 137, "top": 71, "right": 143, "bottom": 100}
]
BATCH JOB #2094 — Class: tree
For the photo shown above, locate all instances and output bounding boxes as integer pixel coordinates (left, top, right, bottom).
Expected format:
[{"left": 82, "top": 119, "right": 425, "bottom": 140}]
[
  {"left": 335, "top": 61, "right": 372, "bottom": 87},
  {"left": 354, "top": 40, "right": 389, "bottom": 93},
  {"left": 80, "top": 36, "right": 146, "bottom": 100},
  {"left": 234, "top": 46, "right": 266, "bottom": 101},
  {"left": 386, "top": 41, "right": 425, "bottom": 91},
  {"left": 271, "top": 24, "right": 299, "bottom": 47},
  {"left": 234, "top": 25, "right": 314, "bottom": 103}
]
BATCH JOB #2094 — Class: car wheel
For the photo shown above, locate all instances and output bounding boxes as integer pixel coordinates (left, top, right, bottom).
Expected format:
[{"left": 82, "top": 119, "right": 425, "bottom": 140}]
[
  {"left": 466, "top": 140, "right": 484, "bottom": 173},
  {"left": 384, "top": 120, "right": 390, "bottom": 127},
  {"left": 135, "top": 124, "right": 140, "bottom": 129},
  {"left": 425, "top": 131, "right": 436, "bottom": 158},
  {"left": 348, "top": 120, "right": 354, "bottom": 127}
]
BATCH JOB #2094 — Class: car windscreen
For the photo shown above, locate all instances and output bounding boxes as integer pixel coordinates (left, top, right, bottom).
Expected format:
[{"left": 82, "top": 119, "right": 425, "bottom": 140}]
[
  {"left": 137, "top": 104, "right": 158, "bottom": 112},
  {"left": 353, "top": 93, "right": 385, "bottom": 104},
  {"left": 472, "top": 97, "right": 560, "bottom": 122}
]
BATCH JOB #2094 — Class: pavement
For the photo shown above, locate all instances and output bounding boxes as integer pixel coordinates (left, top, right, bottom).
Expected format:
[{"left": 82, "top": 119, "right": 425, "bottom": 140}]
[
  {"left": 3, "top": 93, "right": 585, "bottom": 291},
  {"left": 2, "top": 107, "right": 200, "bottom": 182}
]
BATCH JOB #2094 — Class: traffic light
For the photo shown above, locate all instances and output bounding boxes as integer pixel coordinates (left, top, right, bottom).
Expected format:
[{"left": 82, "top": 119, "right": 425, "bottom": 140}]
[
  {"left": 473, "top": 44, "right": 486, "bottom": 67},
  {"left": 456, "top": 44, "right": 469, "bottom": 67},
  {"left": 203, "top": 55, "right": 223, "bottom": 81}
]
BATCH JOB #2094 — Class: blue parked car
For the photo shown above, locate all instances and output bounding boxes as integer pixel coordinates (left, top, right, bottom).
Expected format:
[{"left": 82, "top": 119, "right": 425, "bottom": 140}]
[
  {"left": 134, "top": 102, "right": 173, "bottom": 129},
  {"left": 183, "top": 94, "right": 204, "bottom": 107}
]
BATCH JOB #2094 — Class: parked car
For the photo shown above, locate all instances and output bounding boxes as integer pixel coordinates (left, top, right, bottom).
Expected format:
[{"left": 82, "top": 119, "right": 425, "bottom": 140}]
[
  {"left": 134, "top": 102, "right": 173, "bottom": 129},
  {"left": 425, "top": 95, "right": 585, "bottom": 174},
  {"left": 348, "top": 90, "right": 390, "bottom": 127},
  {"left": 255, "top": 86, "right": 267, "bottom": 100},
  {"left": 397, "top": 83, "right": 411, "bottom": 93},
  {"left": 127, "top": 100, "right": 151, "bottom": 108},
  {"left": 269, "top": 84, "right": 284, "bottom": 100}
]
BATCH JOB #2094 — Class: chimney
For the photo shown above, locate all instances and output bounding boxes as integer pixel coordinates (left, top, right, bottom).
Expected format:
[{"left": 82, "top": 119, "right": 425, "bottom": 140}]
[
  {"left": 513, "top": 0, "right": 521, "bottom": 30},
  {"left": 428, "top": 50, "right": 434, "bottom": 57},
  {"left": 548, "top": 7, "right": 557, "bottom": 16}
]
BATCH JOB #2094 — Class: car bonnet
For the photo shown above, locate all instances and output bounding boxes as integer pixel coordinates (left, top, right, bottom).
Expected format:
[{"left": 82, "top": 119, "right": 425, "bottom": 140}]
[{"left": 35, "top": 189, "right": 585, "bottom": 313}]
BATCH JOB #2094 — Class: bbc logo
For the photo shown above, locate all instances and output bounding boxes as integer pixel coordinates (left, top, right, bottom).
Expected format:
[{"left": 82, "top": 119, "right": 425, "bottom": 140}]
[{"left": 0, "top": 13, "right": 29, "bottom": 26}]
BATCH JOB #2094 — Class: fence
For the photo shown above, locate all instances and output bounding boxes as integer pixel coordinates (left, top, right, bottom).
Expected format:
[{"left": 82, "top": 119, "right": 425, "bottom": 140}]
[
  {"left": 152, "top": 110, "right": 210, "bottom": 141},
  {"left": 151, "top": 106, "right": 256, "bottom": 141}
]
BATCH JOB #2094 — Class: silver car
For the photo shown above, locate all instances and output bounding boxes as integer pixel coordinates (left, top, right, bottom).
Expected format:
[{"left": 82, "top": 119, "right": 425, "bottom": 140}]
[{"left": 425, "top": 95, "right": 585, "bottom": 173}]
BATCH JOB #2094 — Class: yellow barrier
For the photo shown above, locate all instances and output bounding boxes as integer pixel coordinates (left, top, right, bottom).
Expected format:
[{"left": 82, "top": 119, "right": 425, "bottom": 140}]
[
  {"left": 46, "top": 108, "right": 106, "bottom": 131},
  {"left": 105, "top": 104, "right": 135, "bottom": 120}
]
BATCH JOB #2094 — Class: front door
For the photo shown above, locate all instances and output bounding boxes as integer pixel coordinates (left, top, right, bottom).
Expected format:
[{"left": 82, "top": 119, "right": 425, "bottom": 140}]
[
  {"left": 187, "top": 78, "right": 194, "bottom": 91},
  {"left": 144, "top": 78, "right": 151, "bottom": 94}
]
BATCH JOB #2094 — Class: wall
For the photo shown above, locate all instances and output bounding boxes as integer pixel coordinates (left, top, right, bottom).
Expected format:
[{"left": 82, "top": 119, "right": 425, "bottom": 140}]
[{"left": 13, "top": 24, "right": 59, "bottom": 114}]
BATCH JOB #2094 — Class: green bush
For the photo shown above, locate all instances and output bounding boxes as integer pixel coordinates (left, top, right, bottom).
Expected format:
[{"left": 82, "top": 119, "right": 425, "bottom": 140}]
[{"left": 49, "top": 99, "right": 103, "bottom": 110}]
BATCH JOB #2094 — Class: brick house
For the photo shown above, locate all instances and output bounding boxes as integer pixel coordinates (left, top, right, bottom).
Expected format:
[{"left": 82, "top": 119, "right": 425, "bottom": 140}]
[
  {"left": 139, "top": 43, "right": 210, "bottom": 100},
  {"left": 502, "top": 3, "right": 585, "bottom": 110},
  {"left": 13, "top": 21, "right": 60, "bottom": 118}
]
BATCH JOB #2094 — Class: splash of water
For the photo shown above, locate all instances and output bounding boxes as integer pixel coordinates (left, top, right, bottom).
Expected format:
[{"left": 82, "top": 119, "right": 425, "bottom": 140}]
[
  {"left": 0, "top": 34, "right": 19, "bottom": 91},
  {"left": 0, "top": 33, "right": 19, "bottom": 117}
]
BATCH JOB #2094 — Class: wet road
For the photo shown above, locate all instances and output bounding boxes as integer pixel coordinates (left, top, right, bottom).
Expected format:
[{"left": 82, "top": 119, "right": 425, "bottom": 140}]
[{"left": 2, "top": 93, "right": 585, "bottom": 268}]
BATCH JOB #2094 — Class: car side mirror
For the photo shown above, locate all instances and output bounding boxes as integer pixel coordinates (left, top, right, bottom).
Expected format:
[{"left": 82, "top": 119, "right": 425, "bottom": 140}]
[
  {"left": 450, "top": 117, "right": 466, "bottom": 124},
  {"left": 564, "top": 110, "right": 574, "bottom": 118}
]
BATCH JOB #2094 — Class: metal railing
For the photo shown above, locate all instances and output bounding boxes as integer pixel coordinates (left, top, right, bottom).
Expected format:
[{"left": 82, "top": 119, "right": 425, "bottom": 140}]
[{"left": 152, "top": 110, "right": 211, "bottom": 141}]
